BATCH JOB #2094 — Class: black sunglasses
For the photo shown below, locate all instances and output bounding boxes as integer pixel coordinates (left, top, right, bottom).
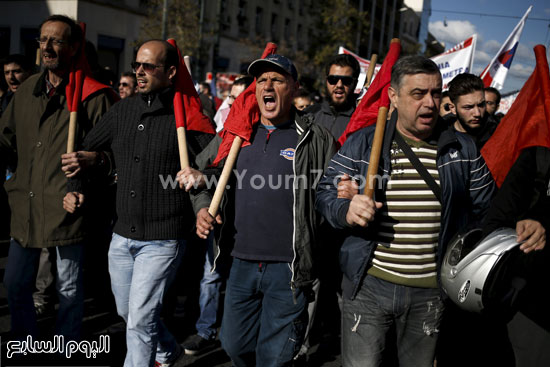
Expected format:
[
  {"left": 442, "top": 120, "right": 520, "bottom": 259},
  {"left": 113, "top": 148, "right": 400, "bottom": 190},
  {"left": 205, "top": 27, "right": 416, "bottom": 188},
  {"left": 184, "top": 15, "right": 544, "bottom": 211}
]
[
  {"left": 327, "top": 75, "right": 355, "bottom": 86},
  {"left": 131, "top": 62, "right": 164, "bottom": 74}
]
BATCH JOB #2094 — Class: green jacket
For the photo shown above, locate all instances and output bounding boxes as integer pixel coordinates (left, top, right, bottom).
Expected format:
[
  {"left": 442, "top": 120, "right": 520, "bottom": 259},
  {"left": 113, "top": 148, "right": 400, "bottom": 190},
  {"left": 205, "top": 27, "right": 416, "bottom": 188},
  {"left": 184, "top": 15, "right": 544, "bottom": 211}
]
[
  {"left": 191, "top": 112, "right": 337, "bottom": 290},
  {"left": 0, "top": 71, "right": 114, "bottom": 248}
]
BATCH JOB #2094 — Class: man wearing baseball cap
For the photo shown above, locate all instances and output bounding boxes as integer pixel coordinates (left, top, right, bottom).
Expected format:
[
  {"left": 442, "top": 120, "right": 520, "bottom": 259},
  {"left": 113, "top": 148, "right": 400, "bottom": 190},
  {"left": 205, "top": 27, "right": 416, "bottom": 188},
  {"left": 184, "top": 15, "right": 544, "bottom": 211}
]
[{"left": 193, "top": 54, "right": 336, "bottom": 366}]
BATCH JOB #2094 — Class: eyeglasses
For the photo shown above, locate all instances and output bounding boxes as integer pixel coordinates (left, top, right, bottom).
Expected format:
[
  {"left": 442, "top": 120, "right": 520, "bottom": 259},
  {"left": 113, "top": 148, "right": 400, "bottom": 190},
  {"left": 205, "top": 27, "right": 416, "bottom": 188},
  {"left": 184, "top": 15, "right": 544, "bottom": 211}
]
[
  {"left": 36, "top": 37, "right": 67, "bottom": 46},
  {"left": 327, "top": 75, "right": 355, "bottom": 86},
  {"left": 131, "top": 61, "right": 164, "bottom": 74},
  {"left": 443, "top": 103, "right": 451, "bottom": 112},
  {"left": 119, "top": 82, "right": 131, "bottom": 87}
]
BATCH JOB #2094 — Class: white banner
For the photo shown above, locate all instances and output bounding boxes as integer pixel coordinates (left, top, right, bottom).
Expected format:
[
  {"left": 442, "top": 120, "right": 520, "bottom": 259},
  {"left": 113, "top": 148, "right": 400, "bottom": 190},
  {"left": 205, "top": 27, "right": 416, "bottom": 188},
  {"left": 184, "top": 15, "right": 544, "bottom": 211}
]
[
  {"left": 431, "top": 35, "right": 477, "bottom": 90},
  {"left": 338, "top": 46, "right": 381, "bottom": 93},
  {"left": 497, "top": 90, "right": 520, "bottom": 115}
]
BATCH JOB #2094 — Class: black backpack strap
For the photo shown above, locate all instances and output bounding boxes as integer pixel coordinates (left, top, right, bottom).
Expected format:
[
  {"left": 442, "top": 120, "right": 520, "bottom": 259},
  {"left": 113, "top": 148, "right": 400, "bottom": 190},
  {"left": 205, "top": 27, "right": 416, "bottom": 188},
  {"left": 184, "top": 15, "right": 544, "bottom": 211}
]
[{"left": 394, "top": 132, "right": 442, "bottom": 203}]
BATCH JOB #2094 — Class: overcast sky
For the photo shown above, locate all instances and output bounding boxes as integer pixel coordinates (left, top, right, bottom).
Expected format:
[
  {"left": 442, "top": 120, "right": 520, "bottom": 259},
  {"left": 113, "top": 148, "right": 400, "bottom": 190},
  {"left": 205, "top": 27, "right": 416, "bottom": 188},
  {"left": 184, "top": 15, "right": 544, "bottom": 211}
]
[{"left": 428, "top": 0, "right": 550, "bottom": 93}]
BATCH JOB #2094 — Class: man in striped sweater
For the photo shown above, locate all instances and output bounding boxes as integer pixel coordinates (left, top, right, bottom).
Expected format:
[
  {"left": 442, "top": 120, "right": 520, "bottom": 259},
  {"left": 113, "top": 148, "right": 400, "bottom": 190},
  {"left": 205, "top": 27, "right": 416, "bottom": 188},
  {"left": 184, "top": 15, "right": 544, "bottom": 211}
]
[{"left": 316, "top": 55, "right": 496, "bottom": 367}]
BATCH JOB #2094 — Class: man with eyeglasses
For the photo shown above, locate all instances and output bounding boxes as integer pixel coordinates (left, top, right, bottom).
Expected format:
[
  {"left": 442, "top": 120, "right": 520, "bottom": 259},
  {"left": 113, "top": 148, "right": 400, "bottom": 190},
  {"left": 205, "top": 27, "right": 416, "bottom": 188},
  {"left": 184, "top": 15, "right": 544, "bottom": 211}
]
[
  {"left": 0, "top": 15, "right": 115, "bottom": 342},
  {"left": 61, "top": 39, "right": 213, "bottom": 367},
  {"left": 306, "top": 54, "right": 360, "bottom": 140},
  {"left": 448, "top": 73, "right": 499, "bottom": 149},
  {"left": 118, "top": 71, "right": 137, "bottom": 99}
]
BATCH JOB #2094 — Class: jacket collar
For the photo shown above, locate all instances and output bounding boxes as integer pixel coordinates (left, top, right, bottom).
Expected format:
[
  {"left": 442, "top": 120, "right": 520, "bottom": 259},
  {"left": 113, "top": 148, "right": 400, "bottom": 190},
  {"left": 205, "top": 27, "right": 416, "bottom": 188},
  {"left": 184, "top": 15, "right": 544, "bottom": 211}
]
[
  {"left": 139, "top": 87, "right": 174, "bottom": 112},
  {"left": 321, "top": 99, "right": 355, "bottom": 117},
  {"left": 32, "top": 70, "right": 68, "bottom": 97}
]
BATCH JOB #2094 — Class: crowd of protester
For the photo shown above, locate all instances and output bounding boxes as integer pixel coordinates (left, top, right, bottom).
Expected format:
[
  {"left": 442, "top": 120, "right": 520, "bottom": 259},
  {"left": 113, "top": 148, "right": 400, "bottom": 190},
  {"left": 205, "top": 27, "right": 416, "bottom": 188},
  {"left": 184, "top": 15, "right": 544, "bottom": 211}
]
[{"left": 1, "top": 13, "right": 549, "bottom": 367}]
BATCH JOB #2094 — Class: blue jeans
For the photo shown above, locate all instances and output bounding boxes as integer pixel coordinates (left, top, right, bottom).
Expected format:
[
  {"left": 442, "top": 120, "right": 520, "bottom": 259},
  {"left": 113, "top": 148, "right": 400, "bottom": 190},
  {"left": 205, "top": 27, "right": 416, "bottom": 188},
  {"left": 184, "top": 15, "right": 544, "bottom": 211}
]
[
  {"left": 220, "top": 258, "right": 308, "bottom": 367},
  {"left": 3, "top": 239, "right": 84, "bottom": 340},
  {"left": 108, "top": 233, "right": 185, "bottom": 367},
  {"left": 341, "top": 274, "right": 444, "bottom": 367},
  {"left": 196, "top": 234, "right": 223, "bottom": 340}
]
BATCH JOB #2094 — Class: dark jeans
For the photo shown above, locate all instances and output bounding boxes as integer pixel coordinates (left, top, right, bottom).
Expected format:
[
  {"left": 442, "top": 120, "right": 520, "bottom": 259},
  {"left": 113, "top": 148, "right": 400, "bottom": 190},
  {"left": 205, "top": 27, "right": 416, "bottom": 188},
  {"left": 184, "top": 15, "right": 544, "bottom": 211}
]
[
  {"left": 33, "top": 247, "right": 56, "bottom": 306},
  {"left": 196, "top": 235, "right": 223, "bottom": 340},
  {"left": 220, "top": 258, "right": 308, "bottom": 367},
  {"left": 3, "top": 239, "right": 84, "bottom": 340},
  {"left": 341, "top": 274, "right": 443, "bottom": 367}
]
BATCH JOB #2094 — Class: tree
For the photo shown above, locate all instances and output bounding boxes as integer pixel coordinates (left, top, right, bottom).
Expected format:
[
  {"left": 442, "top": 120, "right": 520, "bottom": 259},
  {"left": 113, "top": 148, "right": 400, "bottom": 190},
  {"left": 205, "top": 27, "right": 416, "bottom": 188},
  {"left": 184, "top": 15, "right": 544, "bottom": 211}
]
[
  {"left": 138, "top": 0, "right": 211, "bottom": 78},
  {"left": 309, "top": 0, "right": 370, "bottom": 74}
]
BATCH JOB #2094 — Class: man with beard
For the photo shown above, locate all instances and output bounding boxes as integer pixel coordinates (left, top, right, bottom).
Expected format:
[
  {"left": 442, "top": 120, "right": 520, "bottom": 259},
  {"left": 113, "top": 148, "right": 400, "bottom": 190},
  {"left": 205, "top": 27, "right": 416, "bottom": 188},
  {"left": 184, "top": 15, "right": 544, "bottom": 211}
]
[
  {"left": 0, "top": 15, "right": 114, "bottom": 341},
  {"left": 306, "top": 54, "right": 360, "bottom": 139},
  {"left": 448, "top": 73, "right": 499, "bottom": 149}
]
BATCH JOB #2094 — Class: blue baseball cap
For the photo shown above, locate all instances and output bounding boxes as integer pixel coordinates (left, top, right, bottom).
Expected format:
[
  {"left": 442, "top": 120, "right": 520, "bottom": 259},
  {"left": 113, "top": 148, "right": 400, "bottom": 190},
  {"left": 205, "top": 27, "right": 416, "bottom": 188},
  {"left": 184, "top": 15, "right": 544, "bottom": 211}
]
[{"left": 247, "top": 54, "right": 298, "bottom": 81}]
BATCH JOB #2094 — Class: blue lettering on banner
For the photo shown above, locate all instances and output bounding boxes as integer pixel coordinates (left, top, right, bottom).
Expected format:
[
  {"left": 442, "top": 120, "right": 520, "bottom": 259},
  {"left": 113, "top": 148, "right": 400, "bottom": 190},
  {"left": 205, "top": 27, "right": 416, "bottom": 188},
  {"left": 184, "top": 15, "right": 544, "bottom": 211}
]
[
  {"left": 442, "top": 67, "right": 464, "bottom": 79},
  {"left": 280, "top": 148, "right": 295, "bottom": 160},
  {"left": 437, "top": 61, "right": 450, "bottom": 69}
]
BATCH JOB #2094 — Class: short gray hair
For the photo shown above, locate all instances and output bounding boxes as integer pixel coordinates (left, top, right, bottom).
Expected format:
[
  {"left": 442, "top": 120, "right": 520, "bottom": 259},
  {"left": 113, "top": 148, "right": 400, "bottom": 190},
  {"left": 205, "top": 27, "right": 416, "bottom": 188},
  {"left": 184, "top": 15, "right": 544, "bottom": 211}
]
[{"left": 390, "top": 55, "right": 441, "bottom": 91}]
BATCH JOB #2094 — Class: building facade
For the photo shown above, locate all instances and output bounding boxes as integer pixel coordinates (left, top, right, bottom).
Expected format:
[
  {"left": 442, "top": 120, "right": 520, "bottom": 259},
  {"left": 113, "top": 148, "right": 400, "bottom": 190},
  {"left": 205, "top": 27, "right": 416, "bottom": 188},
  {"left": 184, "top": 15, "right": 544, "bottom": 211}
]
[{"left": 0, "top": 0, "right": 145, "bottom": 78}]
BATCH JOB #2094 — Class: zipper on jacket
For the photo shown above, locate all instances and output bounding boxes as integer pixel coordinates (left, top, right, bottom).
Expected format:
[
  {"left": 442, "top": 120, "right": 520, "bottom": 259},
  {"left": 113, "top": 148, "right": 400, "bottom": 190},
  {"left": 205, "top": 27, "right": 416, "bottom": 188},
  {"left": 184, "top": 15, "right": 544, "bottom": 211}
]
[
  {"left": 147, "top": 95, "right": 152, "bottom": 107},
  {"left": 290, "top": 119, "right": 311, "bottom": 300}
]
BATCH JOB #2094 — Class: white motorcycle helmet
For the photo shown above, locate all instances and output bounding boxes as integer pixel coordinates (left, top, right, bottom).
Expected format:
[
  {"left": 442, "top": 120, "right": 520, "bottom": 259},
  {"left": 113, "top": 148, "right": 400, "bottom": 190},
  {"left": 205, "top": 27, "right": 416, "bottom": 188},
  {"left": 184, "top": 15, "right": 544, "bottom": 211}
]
[{"left": 441, "top": 227, "right": 526, "bottom": 313}]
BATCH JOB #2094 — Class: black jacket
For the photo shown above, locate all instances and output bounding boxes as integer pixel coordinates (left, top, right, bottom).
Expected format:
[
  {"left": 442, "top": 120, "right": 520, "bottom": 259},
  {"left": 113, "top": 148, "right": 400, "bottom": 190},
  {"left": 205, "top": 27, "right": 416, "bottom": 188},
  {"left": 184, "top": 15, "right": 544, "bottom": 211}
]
[
  {"left": 305, "top": 100, "right": 355, "bottom": 140},
  {"left": 191, "top": 112, "right": 337, "bottom": 290},
  {"left": 483, "top": 146, "right": 550, "bottom": 235},
  {"left": 78, "top": 88, "right": 213, "bottom": 240}
]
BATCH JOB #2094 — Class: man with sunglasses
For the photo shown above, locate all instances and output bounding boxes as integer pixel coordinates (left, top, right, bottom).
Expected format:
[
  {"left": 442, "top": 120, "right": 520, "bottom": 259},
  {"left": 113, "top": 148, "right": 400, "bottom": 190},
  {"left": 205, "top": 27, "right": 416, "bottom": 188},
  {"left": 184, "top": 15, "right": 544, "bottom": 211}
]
[
  {"left": 118, "top": 71, "right": 137, "bottom": 99},
  {"left": 306, "top": 54, "right": 360, "bottom": 140},
  {"left": 61, "top": 39, "right": 213, "bottom": 367},
  {"left": 0, "top": 15, "right": 115, "bottom": 342}
]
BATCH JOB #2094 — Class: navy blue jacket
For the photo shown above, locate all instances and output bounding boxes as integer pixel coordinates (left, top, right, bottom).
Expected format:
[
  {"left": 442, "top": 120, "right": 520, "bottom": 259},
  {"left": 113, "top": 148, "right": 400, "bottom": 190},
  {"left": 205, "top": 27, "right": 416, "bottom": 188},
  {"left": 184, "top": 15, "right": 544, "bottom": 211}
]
[{"left": 315, "top": 112, "right": 496, "bottom": 299}]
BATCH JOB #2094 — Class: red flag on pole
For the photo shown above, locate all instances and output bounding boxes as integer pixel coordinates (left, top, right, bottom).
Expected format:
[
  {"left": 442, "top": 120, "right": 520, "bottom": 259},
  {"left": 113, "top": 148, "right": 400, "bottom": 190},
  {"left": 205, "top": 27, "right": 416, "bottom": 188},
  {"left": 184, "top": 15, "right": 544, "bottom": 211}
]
[
  {"left": 481, "top": 45, "right": 550, "bottom": 187},
  {"left": 337, "top": 40, "right": 401, "bottom": 147},
  {"left": 212, "top": 42, "right": 278, "bottom": 166},
  {"left": 166, "top": 39, "right": 215, "bottom": 134},
  {"left": 65, "top": 22, "right": 118, "bottom": 153}
]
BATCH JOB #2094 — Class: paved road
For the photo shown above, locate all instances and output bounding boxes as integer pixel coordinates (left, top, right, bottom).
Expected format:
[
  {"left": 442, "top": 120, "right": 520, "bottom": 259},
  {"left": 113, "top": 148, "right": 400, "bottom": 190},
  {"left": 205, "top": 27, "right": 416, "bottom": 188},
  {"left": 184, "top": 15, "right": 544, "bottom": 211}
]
[{"left": 0, "top": 243, "right": 342, "bottom": 367}]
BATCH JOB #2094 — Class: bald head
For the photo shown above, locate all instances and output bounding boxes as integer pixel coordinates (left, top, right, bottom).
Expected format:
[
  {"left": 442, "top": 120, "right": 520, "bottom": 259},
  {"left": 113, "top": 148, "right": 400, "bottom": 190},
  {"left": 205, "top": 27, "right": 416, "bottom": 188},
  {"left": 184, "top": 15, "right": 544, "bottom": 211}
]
[{"left": 133, "top": 40, "right": 178, "bottom": 94}]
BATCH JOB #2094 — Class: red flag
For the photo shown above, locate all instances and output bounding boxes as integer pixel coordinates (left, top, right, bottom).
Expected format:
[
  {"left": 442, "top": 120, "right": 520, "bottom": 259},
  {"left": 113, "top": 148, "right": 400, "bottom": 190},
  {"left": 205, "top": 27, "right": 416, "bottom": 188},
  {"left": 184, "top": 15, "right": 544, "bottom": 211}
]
[
  {"left": 65, "top": 22, "right": 117, "bottom": 111},
  {"left": 481, "top": 45, "right": 550, "bottom": 187},
  {"left": 166, "top": 39, "right": 215, "bottom": 134},
  {"left": 337, "top": 41, "right": 401, "bottom": 146},
  {"left": 212, "top": 42, "right": 278, "bottom": 166}
]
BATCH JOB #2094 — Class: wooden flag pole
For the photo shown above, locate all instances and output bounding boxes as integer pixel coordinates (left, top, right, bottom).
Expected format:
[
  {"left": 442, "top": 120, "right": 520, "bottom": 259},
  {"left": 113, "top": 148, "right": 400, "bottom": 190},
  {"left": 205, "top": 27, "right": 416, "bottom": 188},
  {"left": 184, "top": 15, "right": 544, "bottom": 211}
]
[
  {"left": 67, "top": 111, "right": 78, "bottom": 153},
  {"left": 208, "top": 136, "right": 242, "bottom": 217},
  {"left": 363, "top": 38, "right": 400, "bottom": 198},
  {"left": 35, "top": 48, "right": 41, "bottom": 67},
  {"left": 364, "top": 54, "right": 378, "bottom": 88},
  {"left": 364, "top": 106, "right": 389, "bottom": 198},
  {"left": 183, "top": 56, "right": 192, "bottom": 74},
  {"left": 177, "top": 126, "right": 190, "bottom": 169}
]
